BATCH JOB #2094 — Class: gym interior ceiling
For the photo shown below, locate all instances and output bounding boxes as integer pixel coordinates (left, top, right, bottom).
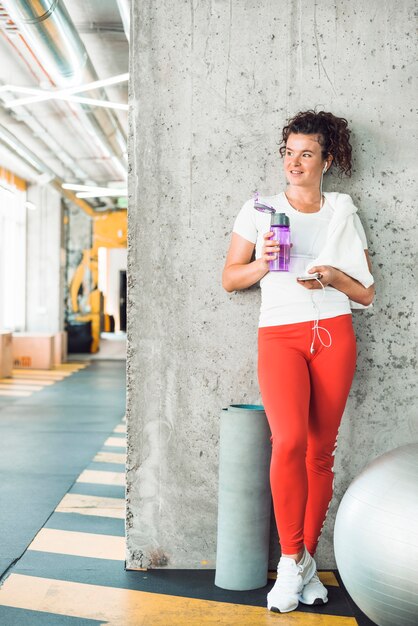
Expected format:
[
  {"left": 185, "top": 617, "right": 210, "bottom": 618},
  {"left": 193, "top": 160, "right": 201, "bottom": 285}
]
[{"left": 0, "top": 0, "right": 129, "bottom": 213}]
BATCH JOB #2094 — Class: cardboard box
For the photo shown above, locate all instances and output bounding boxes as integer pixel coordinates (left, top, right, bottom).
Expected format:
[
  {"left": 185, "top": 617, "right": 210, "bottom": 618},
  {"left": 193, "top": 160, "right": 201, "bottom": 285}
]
[
  {"left": 12, "top": 333, "right": 55, "bottom": 370},
  {"left": 54, "top": 331, "right": 68, "bottom": 365},
  {"left": 0, "top": 331, "right": 13, "bottom": 377}
]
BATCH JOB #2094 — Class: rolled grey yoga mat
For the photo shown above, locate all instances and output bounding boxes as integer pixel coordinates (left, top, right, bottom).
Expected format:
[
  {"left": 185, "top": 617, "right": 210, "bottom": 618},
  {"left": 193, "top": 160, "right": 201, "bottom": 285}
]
[{"left": 215, "top": 404, "right": 272, "bottom": 591}]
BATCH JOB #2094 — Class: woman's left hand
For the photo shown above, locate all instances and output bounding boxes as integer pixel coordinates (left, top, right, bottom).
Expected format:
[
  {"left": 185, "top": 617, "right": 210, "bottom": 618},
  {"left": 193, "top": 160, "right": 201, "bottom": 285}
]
[{"left": 297, "top": 265, "right": 340, "bottom": 289}]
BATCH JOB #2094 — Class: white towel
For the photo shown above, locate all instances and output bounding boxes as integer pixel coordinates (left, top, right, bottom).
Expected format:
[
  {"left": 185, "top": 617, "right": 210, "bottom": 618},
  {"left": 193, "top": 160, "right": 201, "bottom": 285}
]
[{"left": 305, "top": 192, "right": 374, "bottom": 310}]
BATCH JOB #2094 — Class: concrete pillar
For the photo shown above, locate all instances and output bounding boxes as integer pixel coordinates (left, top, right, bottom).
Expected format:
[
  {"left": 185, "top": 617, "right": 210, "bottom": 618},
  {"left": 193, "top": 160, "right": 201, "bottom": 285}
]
[
  {"left": 127, "top": 0, "right": 416, "bottom": 569},
  {"left": 26, "top": 185, "right": 64, "bottom": 333}
]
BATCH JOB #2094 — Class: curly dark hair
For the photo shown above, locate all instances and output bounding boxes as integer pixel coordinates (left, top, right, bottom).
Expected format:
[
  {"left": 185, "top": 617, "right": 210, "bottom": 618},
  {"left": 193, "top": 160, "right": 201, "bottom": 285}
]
[{"left": 279, "top": 110, "right": 352, "bottom": 177}]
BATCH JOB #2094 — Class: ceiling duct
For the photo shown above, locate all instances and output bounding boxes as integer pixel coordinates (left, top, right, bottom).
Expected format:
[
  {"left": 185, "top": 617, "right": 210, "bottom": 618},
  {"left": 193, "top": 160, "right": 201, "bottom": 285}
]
[
  {"left": 1, "top": 0, "right": 88, "bottom": 87},
  {"left": 116, "top": 0, "right": 130, "bottom": 43},
  {"left": 1, "top": 0, "right": 127, "bottom": 178},
  {"left": 0, "top": 122, "right": 111, "bottom": 217}
]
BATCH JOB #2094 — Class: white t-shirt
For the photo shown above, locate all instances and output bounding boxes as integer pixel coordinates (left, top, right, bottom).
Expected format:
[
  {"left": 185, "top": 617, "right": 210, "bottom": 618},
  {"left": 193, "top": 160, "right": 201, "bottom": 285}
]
[{"left": 232, "top": 191, "right": 368, "bottom": 327}]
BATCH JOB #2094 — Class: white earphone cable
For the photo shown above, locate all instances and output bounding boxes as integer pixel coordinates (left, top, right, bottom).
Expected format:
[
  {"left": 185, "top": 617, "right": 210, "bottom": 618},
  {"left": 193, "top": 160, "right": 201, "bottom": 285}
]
[
  {"left": 309, "top": 164, "right": 332, "bottom": 353},
  {"left": 310, "top": 277, "right": 332, "bottom": 354},
  {"left": 319, "top": 167, "right": 326, "bottom": 208}
]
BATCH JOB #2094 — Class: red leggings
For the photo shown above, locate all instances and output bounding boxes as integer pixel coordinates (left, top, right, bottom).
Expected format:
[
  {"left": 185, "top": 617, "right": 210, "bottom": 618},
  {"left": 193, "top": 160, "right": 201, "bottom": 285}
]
[{"left": 258, "top": 314, "right": 357, "bottom": 556}]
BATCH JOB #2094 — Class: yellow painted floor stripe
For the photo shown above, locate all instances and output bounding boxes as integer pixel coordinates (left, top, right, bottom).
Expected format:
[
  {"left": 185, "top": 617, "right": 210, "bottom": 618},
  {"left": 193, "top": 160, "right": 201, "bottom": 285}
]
[
  {"left": 77, "top": 469, "right": 125, "bottom": 486},
  {"left": 0, "top": 574, "right": 358, "bottom": 625},
  {"left": 13, "top": 367, "right": 72, "bottom": 375},
  {"left": 104, "top": 436, "right": 126, "bottom": 448},
  {"left": 0, "top": 389, "right": 32, "bottom": 397},
  {"left": 12, "top": 371, "right": 69, "bottom": 380},
  {"left": 0, "top": 383, "right": 44, "bottom": 391},
  {"left": 317, "top": 571, "right": 339, "bottom": 587},
  {"left": 28, "top": 529, "right": 125, "bottom": 561},
  {"left": 9, "top": 373, "right": 64, "bottom": 385},
  {"left": 56, "top": 493, "right": 125, "bottom": 519},
  {"left": 12, "top": 373, "right": 69, "bottom": 380},
  {"left": 0, "top": 378, "right": 55, "bottom": 386},
  {"left": 267, "top": 570, "right": 339, "bottom": 587},
  {"left": 93, "top": 451, "right": 126, "bottom": 464},
  {"left": 114, "top": 424, "right": 126, "bottom": 433}
]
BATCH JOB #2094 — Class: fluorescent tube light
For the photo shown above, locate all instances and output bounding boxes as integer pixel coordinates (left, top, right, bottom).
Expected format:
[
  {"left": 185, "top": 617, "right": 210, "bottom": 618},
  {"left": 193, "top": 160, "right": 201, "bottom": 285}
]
[
  {"left": 62, "top": 183, "right": 126, "bottom": 192},
  {"left": 76, "top": 189, "right": 127, "bottom": 198},
  {"left": 1, "top": 73, "right": 129, "bottom": 109},
  {"left": 62, "top": 183, "right": 99, "bottom": 191},
  {"left": 6, "top": 93, "right": 127, "bottom": 111}
]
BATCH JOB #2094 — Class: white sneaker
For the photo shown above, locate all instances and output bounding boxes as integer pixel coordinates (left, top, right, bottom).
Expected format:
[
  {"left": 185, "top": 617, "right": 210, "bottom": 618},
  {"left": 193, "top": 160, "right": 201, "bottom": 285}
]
[
  {"left": 299, "top": 571, "right": 328, "bottom": 605},
  {"left": 267, "top": 546, "right": 317, "bottom": 613}
]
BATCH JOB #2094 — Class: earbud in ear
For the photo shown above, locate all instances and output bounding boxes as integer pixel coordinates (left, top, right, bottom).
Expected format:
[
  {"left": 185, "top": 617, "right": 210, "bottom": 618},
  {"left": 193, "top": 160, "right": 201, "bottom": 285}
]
[{"left": 323, "top": 164, "right": 327, "bottom": 173}]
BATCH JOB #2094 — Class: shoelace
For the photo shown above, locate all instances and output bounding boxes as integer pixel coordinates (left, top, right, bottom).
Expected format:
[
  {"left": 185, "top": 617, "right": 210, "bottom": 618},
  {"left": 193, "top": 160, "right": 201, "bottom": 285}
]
[
  {"left": 305, "top": 572, "right": 320, "bottom": 585},
  {"left": 274, "top": 560, "right": 303, "bottom": 592}
]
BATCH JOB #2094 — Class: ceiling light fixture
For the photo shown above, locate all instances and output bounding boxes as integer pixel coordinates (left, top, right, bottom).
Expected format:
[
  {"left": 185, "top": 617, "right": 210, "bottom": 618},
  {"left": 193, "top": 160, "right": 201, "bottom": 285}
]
[
  {"left": 1, "top": 72, "right": 129, "bottom": 109},
  {"left": 4, "top": 90, "right": 128, "bottom": 111},
  {"left": 76, "top": 189, "right": 127, "bottom": 199},
  {"left": 62, "top": 183, "right": 99, "bottom": 191},
  {"left": 62, "top": 183, "right": 126, "bottom": 192}
]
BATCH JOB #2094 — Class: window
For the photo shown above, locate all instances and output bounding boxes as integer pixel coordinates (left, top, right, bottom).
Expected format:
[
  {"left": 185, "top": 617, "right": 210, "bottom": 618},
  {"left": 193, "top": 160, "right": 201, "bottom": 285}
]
[{"left": 0, "top": 179, "right": 27, "bottom": 330}]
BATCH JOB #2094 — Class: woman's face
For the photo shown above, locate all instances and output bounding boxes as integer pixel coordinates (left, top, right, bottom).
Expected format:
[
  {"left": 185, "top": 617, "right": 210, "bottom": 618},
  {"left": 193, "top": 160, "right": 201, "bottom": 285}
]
[{"left": 283, "top": 133, "right": 330, "bottom": 188}]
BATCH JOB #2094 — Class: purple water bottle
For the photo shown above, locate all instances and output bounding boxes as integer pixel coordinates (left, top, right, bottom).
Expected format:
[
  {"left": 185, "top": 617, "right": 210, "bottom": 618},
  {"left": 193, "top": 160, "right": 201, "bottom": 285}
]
[
  {"left": 253, "top": 197, "right": 291, "bottom": 272},
  {"left": 269, "top": 212, "right": 290, "bottom": 271}
]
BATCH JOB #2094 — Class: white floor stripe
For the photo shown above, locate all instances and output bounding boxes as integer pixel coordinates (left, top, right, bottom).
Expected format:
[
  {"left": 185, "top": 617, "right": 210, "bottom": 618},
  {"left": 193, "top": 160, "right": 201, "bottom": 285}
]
[
  {"left": 77, "top": 469, "right": 125, "bottom": 486},
  {"left": 104, "top": 437, "right": 126, "bottom": 448}
]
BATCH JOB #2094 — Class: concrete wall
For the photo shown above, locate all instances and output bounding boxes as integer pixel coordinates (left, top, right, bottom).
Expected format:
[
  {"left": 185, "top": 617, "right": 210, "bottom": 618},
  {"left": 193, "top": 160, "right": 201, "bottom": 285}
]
[
  {"left": 26, "top": 185, "right": 64, "bottom": 333},
  {"left": 127, "top": 0, "right": 417, "bottom": 569}
]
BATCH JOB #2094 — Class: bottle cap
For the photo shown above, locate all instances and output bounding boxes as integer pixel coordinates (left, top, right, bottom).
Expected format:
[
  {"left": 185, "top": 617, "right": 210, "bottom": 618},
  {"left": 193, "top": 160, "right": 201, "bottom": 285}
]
[
  {"left": 254, "top": 201, "right": 276, "bottom": 214},
  {"left": 271, "top": 212, "right": 290, "bottom": 226}
]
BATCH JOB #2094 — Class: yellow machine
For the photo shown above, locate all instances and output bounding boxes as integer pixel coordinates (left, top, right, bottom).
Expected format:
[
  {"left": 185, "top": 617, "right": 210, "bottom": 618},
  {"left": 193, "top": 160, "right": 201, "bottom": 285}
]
[{"left": 69, "top": 211, "right": 127, "bottom": 353}]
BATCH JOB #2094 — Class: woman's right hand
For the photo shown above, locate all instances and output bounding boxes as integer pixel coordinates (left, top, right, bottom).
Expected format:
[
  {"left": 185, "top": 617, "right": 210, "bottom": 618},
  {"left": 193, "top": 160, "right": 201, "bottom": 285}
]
[{"left": 261, "top": 231, "right": 280, "bottom": 267}]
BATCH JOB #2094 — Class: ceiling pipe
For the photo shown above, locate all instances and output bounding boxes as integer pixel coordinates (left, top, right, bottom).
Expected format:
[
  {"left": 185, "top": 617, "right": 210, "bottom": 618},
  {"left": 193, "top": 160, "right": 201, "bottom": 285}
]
[
  {"left": 0, "top": 22, "right": 120, "bottom": 181},
  {"left": 1, "top": 0, "right": 88, "bottom": 87},
  {"left": 0, "top": 106, "right": 90, "bottom": 181},
  {"left": 0, "top": 123, "right": 113, "bottom": 217},
  {"left": 116, "top": 0, "right": 130, "bottom": 43},
  {"left": 1, "top": 0, "right": 127, "bottom": 177}
]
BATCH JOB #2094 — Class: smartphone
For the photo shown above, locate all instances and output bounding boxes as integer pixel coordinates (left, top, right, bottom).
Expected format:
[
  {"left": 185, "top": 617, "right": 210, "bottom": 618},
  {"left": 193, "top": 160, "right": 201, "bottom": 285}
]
[{"left": 297, "top": 272, "right": 321, "bottom": 281}]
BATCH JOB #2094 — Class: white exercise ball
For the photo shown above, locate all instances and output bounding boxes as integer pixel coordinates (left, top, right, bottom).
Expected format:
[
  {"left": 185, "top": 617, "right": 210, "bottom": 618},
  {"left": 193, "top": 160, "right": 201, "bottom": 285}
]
[{"left": 334, "top": 443, "right": 418, "bottom": 626}]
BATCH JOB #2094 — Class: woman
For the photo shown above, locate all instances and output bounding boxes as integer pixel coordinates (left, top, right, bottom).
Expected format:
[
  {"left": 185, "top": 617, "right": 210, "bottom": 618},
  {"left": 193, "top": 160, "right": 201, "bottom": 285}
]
[{"left": 222, "top": 110, "right": 375, "bottom": 614}]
